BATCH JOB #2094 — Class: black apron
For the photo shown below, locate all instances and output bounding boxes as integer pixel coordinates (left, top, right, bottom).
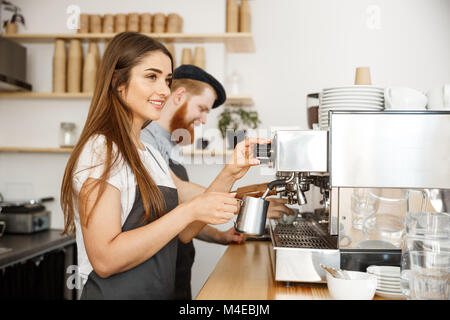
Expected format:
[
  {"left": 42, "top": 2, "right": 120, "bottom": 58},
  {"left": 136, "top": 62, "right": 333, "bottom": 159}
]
[
  {"left": 169, "top": 159, "right": 196, "bottom": 300},
  {"left": 80, "top": 151, "right": 179, "bottom": 300}
]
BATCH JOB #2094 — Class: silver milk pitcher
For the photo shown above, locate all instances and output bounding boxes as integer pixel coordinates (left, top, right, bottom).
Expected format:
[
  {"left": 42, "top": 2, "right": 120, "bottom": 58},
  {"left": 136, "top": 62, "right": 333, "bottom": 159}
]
[{"left": 235, "top": 195, "right": 270, "bottom": 236}]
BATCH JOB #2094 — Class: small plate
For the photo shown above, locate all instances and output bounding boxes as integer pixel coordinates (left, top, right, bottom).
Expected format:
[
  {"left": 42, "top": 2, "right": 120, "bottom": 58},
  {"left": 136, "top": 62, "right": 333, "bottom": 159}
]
[
  {"left": 377, "top": 278, "right": 401, "bottom": 285},
  {"left": 323, "top": 85, "right": 384, "bottom": 92},
  {"left": 368, "top": 272, "right": 401, "bottom": 281},
  {"left": 367, "top": 266, "right": 400, "bottom": 278},
  {"left": 378, "top": 286, "right": 401, "bottom": 292},
  {"left": 320, "top": 104, "right": 384, "bottom": 109},
  {"left": 375, "top": 290, "right": 406, "bottom": 300},
  {"left": 320, "top": 104, "right": 383, "bottom": 108},
  {"left": 323, "top": 95, "right": 384, "bottom": 101},
  {"left": 322, "top": 92, "right": 384, "bottom": 98},
  {"left": 322, "top": 98, "right": 384, "bottom": 106},
  {"left": 377, "top": 288, "right": 402, "bottom": 294}
]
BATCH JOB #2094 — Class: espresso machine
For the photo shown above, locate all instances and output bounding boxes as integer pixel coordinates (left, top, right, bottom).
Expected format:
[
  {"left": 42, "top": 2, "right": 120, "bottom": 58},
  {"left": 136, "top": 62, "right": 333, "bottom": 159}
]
[{"left": 259, "top": 110, "right": 450, "bottom": 283}]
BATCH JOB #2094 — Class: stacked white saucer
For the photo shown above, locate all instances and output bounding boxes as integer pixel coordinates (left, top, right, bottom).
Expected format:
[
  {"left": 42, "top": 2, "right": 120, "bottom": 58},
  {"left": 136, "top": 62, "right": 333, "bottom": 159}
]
[
  {"left": 319, "top": 85, "right": 384, "bottom": 129},
  {"left": 366, "top": 265, "right": 405, "bottom": 299}
]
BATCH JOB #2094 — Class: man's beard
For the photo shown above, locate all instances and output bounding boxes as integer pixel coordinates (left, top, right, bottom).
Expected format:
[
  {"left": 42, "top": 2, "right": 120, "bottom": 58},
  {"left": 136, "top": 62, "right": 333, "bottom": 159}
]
[{"left": 169, "top": 101, "right": 195, "bottom": 145}]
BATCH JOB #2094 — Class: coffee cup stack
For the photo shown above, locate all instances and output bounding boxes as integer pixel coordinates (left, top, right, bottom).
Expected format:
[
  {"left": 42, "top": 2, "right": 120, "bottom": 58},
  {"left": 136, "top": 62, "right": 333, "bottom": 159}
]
[
  {"left": 83, "top": 42, "right": 100, "bottom": 93},
  {"left": 67, "top": 39, "right": 83, "bottom": 93},
  {"left": 181, "top": 48, "right": 193, "bottom": 65},
  {"left": 384, "top": 87, "right": 428, "bottom": 110},
  {"left": 78, "top": 14, "right": 89, "bottom": 33},
  {"left": 140, "top": 13, "right": 152, "bottom": 33},
  {"left": 127, "top": 13, "right": 140, "bottom": 32},
  {"left": 102, "top": 14, "right": 114, "bottom": 33},
  {"left": 52, "top": 39, "right": 67, "bottom": 93},
  {"left": 153, "top": 13, "right": 166, "bottom": 33}
]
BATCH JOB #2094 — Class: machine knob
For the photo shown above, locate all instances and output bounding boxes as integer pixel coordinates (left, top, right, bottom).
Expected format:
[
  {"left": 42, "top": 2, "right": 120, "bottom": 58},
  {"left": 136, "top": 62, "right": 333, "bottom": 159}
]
[{"left": 254, "top": 143, "right": 271, "bottom": 160}]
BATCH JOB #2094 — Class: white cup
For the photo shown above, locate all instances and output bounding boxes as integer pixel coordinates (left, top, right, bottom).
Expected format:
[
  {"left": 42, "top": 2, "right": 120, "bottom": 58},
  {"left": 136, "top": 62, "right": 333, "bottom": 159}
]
[
  {"left": 427, "top": 84, "right": 450, "bottom": 110},
  {"left": 384, "top": 87, "right": 427, "bottom": 109}
]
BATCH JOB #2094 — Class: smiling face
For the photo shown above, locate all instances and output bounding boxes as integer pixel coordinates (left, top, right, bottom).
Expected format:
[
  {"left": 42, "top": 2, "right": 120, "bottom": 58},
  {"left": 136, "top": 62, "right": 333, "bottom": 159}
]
[{"left": 118, "top": 50, "right": 173, "bottom": 124}]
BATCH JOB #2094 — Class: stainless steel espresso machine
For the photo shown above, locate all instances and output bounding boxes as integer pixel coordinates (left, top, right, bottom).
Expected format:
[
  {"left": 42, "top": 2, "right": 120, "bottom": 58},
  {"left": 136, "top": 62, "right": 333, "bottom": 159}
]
[{"left": 259, "top": 111, "right": 450, "bottom": 284}]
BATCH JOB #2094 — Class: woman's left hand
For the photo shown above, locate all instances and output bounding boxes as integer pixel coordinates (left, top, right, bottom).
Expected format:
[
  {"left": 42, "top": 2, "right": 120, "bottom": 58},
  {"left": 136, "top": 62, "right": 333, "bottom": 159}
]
[{"left": 225, "top": 138, "right": 271, "bottom": 181}]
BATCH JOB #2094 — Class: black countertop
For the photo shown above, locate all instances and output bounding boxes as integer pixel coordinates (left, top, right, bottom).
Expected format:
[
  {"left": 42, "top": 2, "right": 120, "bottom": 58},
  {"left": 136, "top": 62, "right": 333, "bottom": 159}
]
[{"left": 0, "top": 229, "right": 75, "bottom": 269}]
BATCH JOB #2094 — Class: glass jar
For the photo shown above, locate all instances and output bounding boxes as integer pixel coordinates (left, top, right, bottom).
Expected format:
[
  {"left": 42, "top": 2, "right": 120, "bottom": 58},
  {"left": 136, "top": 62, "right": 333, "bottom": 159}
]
[
  {"left": 59, "top": 122, "right": 77, "bottom": 147},
  {"left": 226, "top": 70, "right": 242, "bottom": 95},
  {"left": 400, "top": 211, "right": 450, "bottom": 299}
]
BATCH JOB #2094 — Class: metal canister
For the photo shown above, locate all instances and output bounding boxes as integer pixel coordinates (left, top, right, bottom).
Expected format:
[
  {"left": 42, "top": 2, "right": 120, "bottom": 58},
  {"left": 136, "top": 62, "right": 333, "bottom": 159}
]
[{"left": 235, "top": 196, "right": 270, "bottom": 236}]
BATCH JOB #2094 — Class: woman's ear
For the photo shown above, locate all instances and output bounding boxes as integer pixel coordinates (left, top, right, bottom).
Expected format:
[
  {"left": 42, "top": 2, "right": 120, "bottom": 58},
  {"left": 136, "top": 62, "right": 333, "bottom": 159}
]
[
  {"left": 173, "top": 87, "right": 187, "bottom": 105},
  {"left": 117, "top": 82, "right": 126, "bottom": 95},
  {"left": 112, "top": 70, "right": 126, "bottom": 96}
]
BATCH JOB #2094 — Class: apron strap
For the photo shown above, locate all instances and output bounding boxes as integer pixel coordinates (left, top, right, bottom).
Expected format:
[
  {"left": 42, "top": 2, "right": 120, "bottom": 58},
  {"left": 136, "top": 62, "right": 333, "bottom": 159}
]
[{"left": 145, "top": 146, "right": 168, "bottom": 175}]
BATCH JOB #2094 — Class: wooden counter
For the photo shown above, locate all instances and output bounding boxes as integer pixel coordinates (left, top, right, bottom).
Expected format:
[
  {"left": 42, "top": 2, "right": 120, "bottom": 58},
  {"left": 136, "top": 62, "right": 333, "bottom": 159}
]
[{"left": 196, "top": 241, "right": 385, "bottom": 300}]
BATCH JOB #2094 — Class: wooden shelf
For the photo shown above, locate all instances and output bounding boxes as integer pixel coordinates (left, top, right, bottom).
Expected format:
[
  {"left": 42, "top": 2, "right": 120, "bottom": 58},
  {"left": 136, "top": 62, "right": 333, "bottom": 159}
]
[
  {"left": 0, "top": 147, "right": 233, "bottom": 157},
  {"left": 0, "top": 147, "right": 73, "bottom": 153},
  {"left": 0, "top": 92, "right": 254, "bottom": 106},
  {"left": 0, "top": 92, "right": 92, "bottom": 99},
  {"left": 225, "top": 95, "right": 254, "bottom": 107},
  {"left": 2, "top": 32, "right": 255, "bottom": 53}
]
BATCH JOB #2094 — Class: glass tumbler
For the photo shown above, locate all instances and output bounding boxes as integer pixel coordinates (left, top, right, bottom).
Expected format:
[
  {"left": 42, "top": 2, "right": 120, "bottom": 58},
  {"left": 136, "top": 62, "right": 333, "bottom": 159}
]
[
  {"left": 60, "top": 122, "right": 77, "bottom": 147},
  {"left": 400, "top": 211, "right": 450, "bottom": 298},
  {"left": 351, "top": 188, "right": 380, "bottom": 230},
  {"left": 409, "top": 251, "right": 450, "bottom": 300}
]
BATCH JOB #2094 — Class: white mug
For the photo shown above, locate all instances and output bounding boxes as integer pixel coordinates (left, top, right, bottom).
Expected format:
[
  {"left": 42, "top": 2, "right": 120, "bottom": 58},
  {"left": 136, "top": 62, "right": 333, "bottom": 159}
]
[
  {"left": 427, "top": 84, "right": 450, "bottom": 110},
  {"left": 384, "top": 87, "right": 427, "bottom": 109}
]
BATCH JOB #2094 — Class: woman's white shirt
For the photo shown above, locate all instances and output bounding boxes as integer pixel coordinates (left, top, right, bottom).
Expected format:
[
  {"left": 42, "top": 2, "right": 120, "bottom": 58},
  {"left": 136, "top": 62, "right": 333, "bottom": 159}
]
[{"left": 72, "top": 134, "right": 175, "bottom": 281}]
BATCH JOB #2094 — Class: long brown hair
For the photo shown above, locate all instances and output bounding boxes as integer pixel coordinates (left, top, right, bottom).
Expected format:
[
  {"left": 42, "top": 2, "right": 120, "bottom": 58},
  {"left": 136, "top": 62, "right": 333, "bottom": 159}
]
[{"left": 61, "top": 32, "right": 173, "bottom": 235}]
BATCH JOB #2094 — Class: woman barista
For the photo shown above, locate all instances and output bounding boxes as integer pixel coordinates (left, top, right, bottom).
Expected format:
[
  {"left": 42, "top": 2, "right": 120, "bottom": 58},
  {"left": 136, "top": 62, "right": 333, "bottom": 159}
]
[{"left": 60, "top": 32, "right": 268, "bottom": 299}]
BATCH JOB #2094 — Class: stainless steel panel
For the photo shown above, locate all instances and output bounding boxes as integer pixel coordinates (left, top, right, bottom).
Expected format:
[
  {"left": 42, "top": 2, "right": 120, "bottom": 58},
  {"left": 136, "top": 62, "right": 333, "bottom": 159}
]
[
  {"left": 272, "top": 130, "right": 328, "bottom": 172},
  {"left": 330, "top": 111, "right": 450, "bottom": 189},
  {"left": 271, "top": 247, "right": 340, "bottom": 283},
  {"left": 0, "top": 211, "right": 50, "bottom": 233},
  {"left": 329, "top": 188, "right": 339, "bottom": 235},
  {"left": 269, "top": 219, "right": 339, "bottom": 283}
]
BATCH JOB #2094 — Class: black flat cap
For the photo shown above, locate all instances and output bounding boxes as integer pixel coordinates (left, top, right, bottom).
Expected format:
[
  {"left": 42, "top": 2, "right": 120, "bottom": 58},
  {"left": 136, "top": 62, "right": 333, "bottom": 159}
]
[{"left": 173, "top": 64, "right": 226, "bottom": 108}]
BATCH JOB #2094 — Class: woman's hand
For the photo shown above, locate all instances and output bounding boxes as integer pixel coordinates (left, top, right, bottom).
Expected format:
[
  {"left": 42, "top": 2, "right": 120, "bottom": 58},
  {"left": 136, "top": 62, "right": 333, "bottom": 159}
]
[
  {"left": 225, "top": 138, "right": 271, "bottom": 181},
  {"left": 186, "top": 192, "right": 239, "bottom": 225},
  {"left": 266, "top": 198, "right": 295, "bottom": 219}
]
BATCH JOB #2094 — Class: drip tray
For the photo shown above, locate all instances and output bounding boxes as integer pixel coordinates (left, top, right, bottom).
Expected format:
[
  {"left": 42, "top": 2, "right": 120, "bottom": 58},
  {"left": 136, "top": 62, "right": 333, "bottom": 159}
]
[
  {"left": 273, "top": 220, "right": 333, "bottom": 249},
  {"left": 268, "top": 218, "right": 340, "bottom": 283}
]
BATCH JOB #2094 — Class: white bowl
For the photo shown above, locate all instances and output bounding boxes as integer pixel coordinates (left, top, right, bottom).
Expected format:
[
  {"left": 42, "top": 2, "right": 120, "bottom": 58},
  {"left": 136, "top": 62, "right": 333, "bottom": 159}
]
[{"left": 327, "top": 271, "right": 377, "bottom": 300}]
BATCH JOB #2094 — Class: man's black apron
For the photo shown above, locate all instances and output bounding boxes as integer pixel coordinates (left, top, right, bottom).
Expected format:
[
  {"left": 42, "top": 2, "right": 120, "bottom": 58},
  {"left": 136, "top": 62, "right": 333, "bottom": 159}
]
[
  {"left": 169, "top": 159, "right": 195, "bottom": 300},
  {"left": 80, "top": 151, "right": 179, "bottom": 300}
]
